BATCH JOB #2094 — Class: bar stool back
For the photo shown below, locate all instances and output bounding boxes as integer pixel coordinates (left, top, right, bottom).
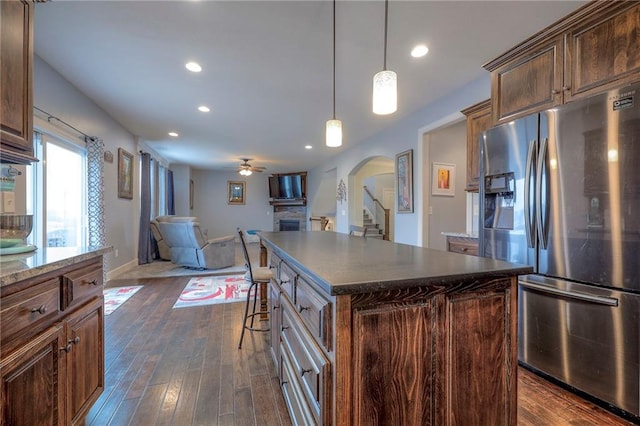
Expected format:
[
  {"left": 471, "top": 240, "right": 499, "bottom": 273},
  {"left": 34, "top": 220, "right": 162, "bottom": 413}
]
[{"left": 237, "top": 228, "right": 273, "bottom": 349}]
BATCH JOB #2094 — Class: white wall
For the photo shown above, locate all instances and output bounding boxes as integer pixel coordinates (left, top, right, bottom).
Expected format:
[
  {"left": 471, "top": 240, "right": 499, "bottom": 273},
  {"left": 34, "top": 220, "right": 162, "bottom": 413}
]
[
  {"left": 191, "top": 169, "right": 273, "bottom": 237},
  {"left": 34, "top": 55, "right": 139, "bottom": 273},
  {"left": 426, "top": 120, "right": 467, "bottom": 251},
  {"left": 307, "top": 74, "right": 490, "bottom": 246}
]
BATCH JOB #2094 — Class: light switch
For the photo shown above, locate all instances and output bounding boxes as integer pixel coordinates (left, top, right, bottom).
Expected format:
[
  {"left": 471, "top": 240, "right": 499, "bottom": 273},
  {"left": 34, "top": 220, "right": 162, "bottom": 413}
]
[
  {"left": 1, "top": 192, "right": 15, "bottom": 213},
  {"left": 429, "top": 206, "right": 433, "bottom": 215}
]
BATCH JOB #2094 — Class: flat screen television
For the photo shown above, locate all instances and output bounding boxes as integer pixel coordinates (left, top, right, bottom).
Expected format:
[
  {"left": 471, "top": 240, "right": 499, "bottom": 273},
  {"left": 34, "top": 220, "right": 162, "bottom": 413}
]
[{"left": 269, "top": 175, "right": 304, "bottom": 199}]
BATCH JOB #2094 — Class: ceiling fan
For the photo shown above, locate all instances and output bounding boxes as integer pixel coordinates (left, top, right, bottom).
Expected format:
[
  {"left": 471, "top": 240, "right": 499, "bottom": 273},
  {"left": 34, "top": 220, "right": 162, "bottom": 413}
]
[{"left": 237, "top": 158, "right": 265, "bottom": 176}]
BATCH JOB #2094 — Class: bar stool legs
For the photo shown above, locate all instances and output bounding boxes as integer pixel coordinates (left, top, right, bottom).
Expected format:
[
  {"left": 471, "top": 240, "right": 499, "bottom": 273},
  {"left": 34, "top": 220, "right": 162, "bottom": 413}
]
[{"left": 238, "top": 279, "right": 270, "bottom": 349}]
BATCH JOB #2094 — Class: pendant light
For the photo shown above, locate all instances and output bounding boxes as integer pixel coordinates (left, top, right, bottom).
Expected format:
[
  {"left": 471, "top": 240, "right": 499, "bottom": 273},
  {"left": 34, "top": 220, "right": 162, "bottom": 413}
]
[
  {"left": 372, "top": 0, "right": 397, "bottom": 115},
  {"left": 326, "top": 0, "right": 342, "bottom": 147}
]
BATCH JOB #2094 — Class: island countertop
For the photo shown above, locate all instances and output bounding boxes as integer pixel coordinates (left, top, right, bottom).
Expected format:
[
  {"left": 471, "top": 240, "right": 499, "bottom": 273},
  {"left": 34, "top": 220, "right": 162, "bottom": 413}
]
[
  {"left": 259, "top": 231, "right": 532, "bottom": 295},
  {"left": 0, "top": 246, "right": 113, "bottom": 287}
]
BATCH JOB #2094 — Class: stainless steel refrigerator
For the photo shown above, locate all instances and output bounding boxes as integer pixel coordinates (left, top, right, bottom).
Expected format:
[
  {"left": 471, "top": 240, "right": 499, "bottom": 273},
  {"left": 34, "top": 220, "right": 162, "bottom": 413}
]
[{"left": 479, "top": 83, "right": 640, "bottom": 418}]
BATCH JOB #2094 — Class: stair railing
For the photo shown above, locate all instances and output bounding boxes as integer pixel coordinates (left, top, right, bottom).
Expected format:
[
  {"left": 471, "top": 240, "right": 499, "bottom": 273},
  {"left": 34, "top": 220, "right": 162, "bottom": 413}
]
[{"left": 363, "top": 186, "right": 390, "bottom": 240}]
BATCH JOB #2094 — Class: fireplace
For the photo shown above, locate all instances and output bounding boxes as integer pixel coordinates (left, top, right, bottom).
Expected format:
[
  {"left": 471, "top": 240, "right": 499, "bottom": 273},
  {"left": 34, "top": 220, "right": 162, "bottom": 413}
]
[
  {"left": 279, "top": 220, "right": 300, "bottom": 231},
  {"left": 273, "top": 205, "right": 307, "bottom": 232}
]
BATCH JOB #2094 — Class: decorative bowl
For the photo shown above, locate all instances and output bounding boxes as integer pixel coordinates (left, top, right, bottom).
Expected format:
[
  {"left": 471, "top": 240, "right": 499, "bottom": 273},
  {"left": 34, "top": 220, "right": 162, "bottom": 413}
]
[{"left": 0, "top": 214, "right": 33, "bottom": 243}]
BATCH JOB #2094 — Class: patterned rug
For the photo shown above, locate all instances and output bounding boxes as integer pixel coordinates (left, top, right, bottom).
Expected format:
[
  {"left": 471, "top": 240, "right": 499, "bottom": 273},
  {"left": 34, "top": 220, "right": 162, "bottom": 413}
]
[
  {"left": 173, "top": 275, "right": 253, "bottom": 309},
  {"left": 104, "top": 286, "right": 144, "bottom": 315}
]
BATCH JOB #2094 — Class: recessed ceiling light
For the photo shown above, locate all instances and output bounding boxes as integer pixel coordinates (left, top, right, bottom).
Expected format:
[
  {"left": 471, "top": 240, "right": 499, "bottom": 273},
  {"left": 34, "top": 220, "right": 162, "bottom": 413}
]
[
  {"left": 198, "top": 105, "right": 210, "bottom": 113},
  {"left": 411, "top": 44, "right": 429, "bottom": 58},
  {"left": 185, "top": 61, "right": 202, "bottom": 72},
  {"left": 305, "top": 145, "right": 312, "bottom": 150},
  {"left": 168, "top": 132, "right": 179, "bottom": 137}
]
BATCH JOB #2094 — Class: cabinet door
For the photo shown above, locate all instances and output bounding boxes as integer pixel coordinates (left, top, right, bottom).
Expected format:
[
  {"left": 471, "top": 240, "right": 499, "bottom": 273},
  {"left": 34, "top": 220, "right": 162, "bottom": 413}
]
[
  {"left": 491, "top": 36, "right": 563, "bottom": 124},
  {"left": 0, "top": 324, "right": 66, "bottom": 426},
  {"left": 462, "top": 100, "right": 491, "bottom": 192},
  {"left": 0, "top": 0, "right": 35, "bottom": 164},
  {"left": 270, "top": 283, "right": 282, "bottom": 371},
  {"left": 565, "top": 2, "right": 640, "bottom": 101},
  {"left": 65, "top": 297, "right": 104, "bottom": 425}
]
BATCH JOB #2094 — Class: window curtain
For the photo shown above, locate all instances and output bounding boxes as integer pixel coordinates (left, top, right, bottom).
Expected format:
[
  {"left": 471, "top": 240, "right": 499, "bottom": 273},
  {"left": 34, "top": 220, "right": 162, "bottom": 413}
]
[
  {"left": 85, "top": 137, "right": 105, "bottom": 248},
  {"left": 138, "top": 152, "right": 153, "bottom": 264},
  {"left": 167, "top": 169, "right": 175, "bottom": 215}
]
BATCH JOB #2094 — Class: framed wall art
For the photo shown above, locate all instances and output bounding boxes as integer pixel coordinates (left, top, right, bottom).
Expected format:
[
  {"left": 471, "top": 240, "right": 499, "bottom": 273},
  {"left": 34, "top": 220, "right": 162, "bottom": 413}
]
[
  {"left": 395, "top": 149, "right": 413, "bottom": 213},
  {"left": 432, "top": 162, "right": 456, "bottom": 196},
  {"left": 228, "top": 181, "right": 246, "bottom": 205},
  {"left": 118, "top": 148, "right": 134, "bottom": 199}
]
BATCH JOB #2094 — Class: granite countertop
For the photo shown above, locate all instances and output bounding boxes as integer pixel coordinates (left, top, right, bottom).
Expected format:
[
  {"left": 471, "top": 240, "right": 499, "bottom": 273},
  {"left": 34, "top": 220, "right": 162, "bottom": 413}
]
[
  {"left": 441, "top": 232, "right": 479, "bottom": 238},
  {"left": 0, "top": 246, "right": 113, "bottom": 287},
  {"left": 259, "top": 231, "right": 531, "bottom": 296}
]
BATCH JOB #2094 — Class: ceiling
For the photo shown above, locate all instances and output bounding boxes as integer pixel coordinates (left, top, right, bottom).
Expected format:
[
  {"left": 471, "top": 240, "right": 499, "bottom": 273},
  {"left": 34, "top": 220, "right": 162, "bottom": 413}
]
[{"left": 34, "top": 1, "right": 587, "bottom": 174}]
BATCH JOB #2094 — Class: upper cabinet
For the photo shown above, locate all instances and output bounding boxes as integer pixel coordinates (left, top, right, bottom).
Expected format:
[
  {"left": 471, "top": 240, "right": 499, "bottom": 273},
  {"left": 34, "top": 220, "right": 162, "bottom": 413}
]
[
  {"left": 485, "top": 1, "right": 640, "bottom": 125},
  {"left": 462, "top": 99, "right": 491, "bottom": 192},
  {"left": 1, "top": 0, "right": 37, "bottom": 164}
]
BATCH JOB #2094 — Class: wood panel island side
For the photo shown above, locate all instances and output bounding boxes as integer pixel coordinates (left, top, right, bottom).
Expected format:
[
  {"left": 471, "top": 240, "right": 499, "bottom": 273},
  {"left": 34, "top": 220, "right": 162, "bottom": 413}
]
[{"left": 258, "top": 231, "right": 533, "bottom": 426}]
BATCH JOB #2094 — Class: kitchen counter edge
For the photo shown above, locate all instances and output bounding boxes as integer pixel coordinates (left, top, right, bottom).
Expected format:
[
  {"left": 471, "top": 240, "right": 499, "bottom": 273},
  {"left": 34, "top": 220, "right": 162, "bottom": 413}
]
[{"left": 0, "top": 246, "right": 113, "bottom": 287}]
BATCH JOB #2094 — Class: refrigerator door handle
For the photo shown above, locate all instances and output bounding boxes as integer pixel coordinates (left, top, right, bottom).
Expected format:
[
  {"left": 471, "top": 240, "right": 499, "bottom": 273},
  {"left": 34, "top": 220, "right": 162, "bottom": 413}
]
[
  {"left": 519, "top": 280, "right": 619, "bottom": 306},
  {"left": 536, "top": 137, "right": 549, "bottom": 249},
  {"left": 524, "top": 139, "right": 536, "bottom": 248}
]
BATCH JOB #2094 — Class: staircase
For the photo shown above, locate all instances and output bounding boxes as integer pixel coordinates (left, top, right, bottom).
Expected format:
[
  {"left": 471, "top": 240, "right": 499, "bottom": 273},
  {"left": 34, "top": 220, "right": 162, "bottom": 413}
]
[{"left": 362, "top": 210, "right": 384, "bottom": 239}]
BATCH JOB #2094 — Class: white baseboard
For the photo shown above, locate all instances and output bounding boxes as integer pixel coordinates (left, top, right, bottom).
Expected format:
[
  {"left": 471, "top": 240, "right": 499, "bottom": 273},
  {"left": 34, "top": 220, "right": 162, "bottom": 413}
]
[{"left": 106, "top": 258, "right": 138, "bottom": 282}]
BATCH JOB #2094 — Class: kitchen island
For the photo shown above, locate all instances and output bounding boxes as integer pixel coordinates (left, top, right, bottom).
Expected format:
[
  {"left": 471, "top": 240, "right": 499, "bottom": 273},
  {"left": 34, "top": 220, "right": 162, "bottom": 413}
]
[{"left": 259, "top": 231, "right": 532, "bottom": 426}]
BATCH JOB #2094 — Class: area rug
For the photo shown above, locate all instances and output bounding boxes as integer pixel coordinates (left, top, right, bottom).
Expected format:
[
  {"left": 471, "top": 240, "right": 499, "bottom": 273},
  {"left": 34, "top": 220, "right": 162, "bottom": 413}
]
[
  {"left": 104, "top": 286, "right": 143, "bottom": 315},
  {"left": 173, "top": 275, "right": 253, "bottom": 309}
]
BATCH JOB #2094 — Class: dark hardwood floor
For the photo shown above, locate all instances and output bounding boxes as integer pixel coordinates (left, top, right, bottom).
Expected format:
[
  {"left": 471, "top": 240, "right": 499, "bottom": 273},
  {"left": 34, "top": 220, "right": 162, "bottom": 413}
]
[{"left": 91, "top": 275, "right": 635, "bottom": 425}]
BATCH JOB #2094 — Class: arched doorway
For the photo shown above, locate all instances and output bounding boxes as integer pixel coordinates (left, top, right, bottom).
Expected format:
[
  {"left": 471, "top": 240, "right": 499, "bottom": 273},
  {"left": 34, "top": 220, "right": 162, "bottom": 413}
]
[{"left": 348, "top": 156, "right": 395, "bottom": 241}]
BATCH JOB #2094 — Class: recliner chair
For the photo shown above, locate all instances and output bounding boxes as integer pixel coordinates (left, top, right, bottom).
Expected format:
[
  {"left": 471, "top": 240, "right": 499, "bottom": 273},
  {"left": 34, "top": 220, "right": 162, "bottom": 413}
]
[{"left": 158, "top": 220, "right": 235, "bottom": 269}]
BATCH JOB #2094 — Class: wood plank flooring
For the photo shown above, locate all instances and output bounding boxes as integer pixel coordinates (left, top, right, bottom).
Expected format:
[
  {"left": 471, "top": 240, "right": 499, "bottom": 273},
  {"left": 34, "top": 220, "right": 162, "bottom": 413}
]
[{"left": 91, "top": 275, "right": 636, "bottom": 425}]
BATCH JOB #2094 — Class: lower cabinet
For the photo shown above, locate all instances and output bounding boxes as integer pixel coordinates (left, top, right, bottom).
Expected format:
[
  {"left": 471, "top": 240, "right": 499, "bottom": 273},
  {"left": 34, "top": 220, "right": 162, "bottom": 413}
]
[{"left": 0, "top": 257, "right": 105, "bottom": 425}]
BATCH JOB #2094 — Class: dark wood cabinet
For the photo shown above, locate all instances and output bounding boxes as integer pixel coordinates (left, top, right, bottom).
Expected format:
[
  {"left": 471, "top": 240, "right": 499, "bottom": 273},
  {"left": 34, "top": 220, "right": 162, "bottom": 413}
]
[
  {"left": 0, "top": 324, "right": 66, "bottom": 425},
  {"left": 66, "top": 297, "right": 104, "bottom": 425},
  {"left": 485, "top": 1, "right": 640, "bottom": 124},
  {"left": 0, "top": 257, "right": 105, "bottom": 425},
  {"left": 461, "top": 100, "right": 492, "bottom": 192},
  {"left": 446, "top": 235, "right": 479, "bottom": 256},
  {"left": 0, "top": 0, "right": 36, "bottom": 164}
]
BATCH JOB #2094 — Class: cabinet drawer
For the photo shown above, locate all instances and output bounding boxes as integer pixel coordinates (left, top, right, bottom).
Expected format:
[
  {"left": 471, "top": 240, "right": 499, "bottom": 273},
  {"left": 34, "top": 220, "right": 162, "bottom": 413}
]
[
  {"left": 1, "top": 278, "right": 60, "bottom": 342},
  {"left": 281, "top": 305, "right": 330, "bottom": 425},
  {"left": 281, "top": 349, "right": 316, "bottom": 426},
  {"left": 447, "top": 238, "right": 478, "bottom": 257},
  {"left": 279, "top": 262, "right": 297, "bottom": 302},
  {"left": 62, "top": 263, "right": 103, "bottom": 310},
  {"left": 296, "top": 276, "right": 332, "bottom": 351}
]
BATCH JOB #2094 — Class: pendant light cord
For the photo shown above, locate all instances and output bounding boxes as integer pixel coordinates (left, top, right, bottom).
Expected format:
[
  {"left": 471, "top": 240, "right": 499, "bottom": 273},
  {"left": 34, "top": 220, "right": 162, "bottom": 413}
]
[
  {"left": 383, "top": 0, "right": 388, "bottom": 71},
  {"left": 332, "top": 0, "right": 336, "bottom": 120}
]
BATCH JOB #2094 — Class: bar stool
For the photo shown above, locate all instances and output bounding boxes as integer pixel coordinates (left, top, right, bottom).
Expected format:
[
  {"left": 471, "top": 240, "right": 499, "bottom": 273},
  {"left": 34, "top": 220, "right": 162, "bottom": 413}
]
[{"left": 237, "top": 228, "right": 273, "bottom": 349}]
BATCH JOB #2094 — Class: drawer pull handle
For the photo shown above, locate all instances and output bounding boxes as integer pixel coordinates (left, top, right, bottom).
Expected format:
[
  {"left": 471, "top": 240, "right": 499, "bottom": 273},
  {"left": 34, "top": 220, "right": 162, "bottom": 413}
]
[
  {"left": 562, "top": 85, "right": 571, "bottom": 91},
  {"left": 273, "top": 305, "right": 280, "bottom": 310},
  {"left": 69, "top": 336, "right": 81, "bottom": 345},
  {"left": 281, "top": 325, "right": 290, "bottom": 331},
  {"left": 31, "top": 305, "right": 47, "bottom": 315},
  {"left": 88, "top": 279, "right": 98, "bottom": 286},
  {"left": 462, "top": 247, "right": 468, "bottom": 252},
  {"left": 551, "top": 89, "right": 559, "bottom": 95},
  {"left": 299, "top": 305, "right": 310, "bottom": 313},
  {"left": 281, "top": 380, "right": 288, "bottom": 386},
  {"left": 280, "top": 279, "right": 290, "bottom": 284},
  {"left": 60, "top": 343, "right": 72, "bottom": 353},
  {"left": 300, "top": 368, "right": 312, "bottom": 377}
]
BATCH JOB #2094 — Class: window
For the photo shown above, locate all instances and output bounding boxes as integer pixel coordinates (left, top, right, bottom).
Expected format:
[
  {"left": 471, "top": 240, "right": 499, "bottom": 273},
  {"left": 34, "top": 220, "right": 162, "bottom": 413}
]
[{"left": 28, "top": 131, "right": 87, "bottom": 248}]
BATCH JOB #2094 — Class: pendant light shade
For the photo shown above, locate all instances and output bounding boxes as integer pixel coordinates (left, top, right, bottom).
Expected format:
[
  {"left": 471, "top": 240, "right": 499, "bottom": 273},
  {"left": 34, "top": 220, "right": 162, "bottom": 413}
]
[
  {"left": 326, "top": 0, "right": 342, "bottom": 147},
  {"left": 373, "top": 70, "right": 397, "bottom": 115},
  {"left": 326, "top": 119, "right": 342, "bottom": 147},
  {"left": 373, "top": 0, "right": 397, "bottom": 115}
]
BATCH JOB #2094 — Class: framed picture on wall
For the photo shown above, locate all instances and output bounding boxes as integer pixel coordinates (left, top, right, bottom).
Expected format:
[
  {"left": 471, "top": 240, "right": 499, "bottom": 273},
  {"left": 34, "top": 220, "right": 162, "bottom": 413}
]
[
  {"left": 228, "top": 181, "right": 246, "bottom": 205},
  {"left": 117, "top": 148, "right": 134, "bottom": 199},
  {"left": 432, "top": 162, "right": 456, "bottom": 196},
  {"left": 395, "top": 149, "right": 413, "bottom": 213}
]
